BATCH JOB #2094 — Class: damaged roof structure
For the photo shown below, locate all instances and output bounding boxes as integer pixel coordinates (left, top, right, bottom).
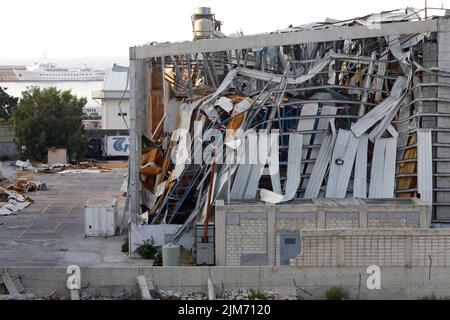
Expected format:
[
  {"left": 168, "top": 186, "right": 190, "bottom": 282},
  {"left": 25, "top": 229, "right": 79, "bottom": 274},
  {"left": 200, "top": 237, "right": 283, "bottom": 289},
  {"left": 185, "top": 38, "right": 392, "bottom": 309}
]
[{"left": 128, "top": 7, "right": 450, "bottom": 251}]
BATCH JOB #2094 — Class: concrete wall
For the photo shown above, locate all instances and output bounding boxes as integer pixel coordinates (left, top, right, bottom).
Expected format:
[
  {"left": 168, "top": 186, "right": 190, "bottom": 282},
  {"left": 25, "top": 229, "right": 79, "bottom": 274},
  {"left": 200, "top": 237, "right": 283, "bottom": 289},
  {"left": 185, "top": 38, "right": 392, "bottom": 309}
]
[
  {"left": 130, "top": 223, "right": 182, "bottom": 251},
  {"left": 102, "top": 100, "right": 130, "bottom": 130},
  {"left": 0, "top": 142, "right": 16, "bottom": 159},
  {"left": 215, "top": 199, "right": 429, "bottom": 266},
  {"left": 5, "top": 265, "right": 450, "bottom": 300},
  {"left": 0, "top": 125, "right": 16, "bottom": 159}
]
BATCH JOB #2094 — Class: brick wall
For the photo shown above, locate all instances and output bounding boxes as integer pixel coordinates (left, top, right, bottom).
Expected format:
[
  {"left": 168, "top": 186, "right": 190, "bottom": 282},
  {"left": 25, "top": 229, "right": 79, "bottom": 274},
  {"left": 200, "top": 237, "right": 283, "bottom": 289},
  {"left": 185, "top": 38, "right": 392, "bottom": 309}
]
[
  {"left": 225, "top": 213, "right": 268, "bottom": 266},
  {"left": 292, "top": 229, "right": 450, "bottom": 267},
  {"left": 216, "top": 198, "right": 429, "bottom": 266}
]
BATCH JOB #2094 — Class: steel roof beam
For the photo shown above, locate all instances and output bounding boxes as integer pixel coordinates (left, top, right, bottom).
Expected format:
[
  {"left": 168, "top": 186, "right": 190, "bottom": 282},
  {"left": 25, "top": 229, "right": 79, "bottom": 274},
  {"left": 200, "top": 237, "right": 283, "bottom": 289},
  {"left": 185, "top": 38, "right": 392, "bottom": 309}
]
[{"left": 131, "top": 19, "right": 439, "bottom": 59}]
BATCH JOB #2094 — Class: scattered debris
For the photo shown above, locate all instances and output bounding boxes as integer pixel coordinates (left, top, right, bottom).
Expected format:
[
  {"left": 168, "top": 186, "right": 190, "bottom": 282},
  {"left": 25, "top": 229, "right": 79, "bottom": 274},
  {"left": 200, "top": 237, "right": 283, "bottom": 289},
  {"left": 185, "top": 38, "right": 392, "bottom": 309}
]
[
  {"left": 222, "top": 288, "right": 299, "bottom": 300},
  {"left": 0, "top": 186, "right": 31, "bottom": 216},
  {"left": 136, "top": 275, "right": 153, "bottom": 300},
  {"left": 7, "top": 179, "right": 48, "bottom": 193},
  {"left": 0, "top": 273, "right": 35, "bottom": 300},
  {"left": 12, "top": 159, "right": 111, "bottom": 174},
  {"left": 0, "top": 172, "right": 47, "bottom": 216}
]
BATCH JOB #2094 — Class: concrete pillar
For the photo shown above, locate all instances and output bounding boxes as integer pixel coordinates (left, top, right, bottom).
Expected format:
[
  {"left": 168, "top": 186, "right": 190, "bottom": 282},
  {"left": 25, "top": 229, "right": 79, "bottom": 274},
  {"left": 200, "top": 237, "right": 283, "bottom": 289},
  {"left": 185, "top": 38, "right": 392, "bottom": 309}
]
[
  {"left": 317, "top": 209, "right": 326, "bottom": 229},
  {"left": 267, "top": 206, "right": 276, "bottom": 266},
  {"left": 129, "top": 54, "right": 148, "bottom": 224},
  {"left": 360, "top": 208, "right": 368, "bottom": 228},
  {"left": 420, "top": 205, "right": 430, "bottom": 229},
  {"left": 215, "top": 201, "right": 226, "bottom": 266},
  {"left": 404, "top": 236, "right": 412, "bottom": 267},
  {"left": 337, "top": 237, "right": 345, "bottom": 267},
  {"left": 129, "top": 51, "right": 149, "bottom": 256}
]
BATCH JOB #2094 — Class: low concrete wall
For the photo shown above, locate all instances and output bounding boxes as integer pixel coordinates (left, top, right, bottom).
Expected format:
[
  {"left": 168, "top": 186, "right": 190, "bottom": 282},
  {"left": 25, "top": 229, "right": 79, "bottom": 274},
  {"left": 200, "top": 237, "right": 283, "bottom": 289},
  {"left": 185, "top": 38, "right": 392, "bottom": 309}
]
[
  {"left": 3, "top": 265, "right": 450, "bottom": 300},
  {"left": 0, "top": 125, "right": 17, "bottom": 159}
]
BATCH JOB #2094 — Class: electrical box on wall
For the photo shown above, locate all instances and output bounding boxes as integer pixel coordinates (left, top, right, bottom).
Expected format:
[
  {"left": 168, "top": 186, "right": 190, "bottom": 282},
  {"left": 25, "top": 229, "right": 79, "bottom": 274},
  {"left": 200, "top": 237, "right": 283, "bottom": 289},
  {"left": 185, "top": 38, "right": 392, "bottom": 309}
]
[
  {"left": 84, "top": 198, "right": 118, "bottom": 237},
  {"left": 195, "top": 224, "right": 215, "bottom": 265}
]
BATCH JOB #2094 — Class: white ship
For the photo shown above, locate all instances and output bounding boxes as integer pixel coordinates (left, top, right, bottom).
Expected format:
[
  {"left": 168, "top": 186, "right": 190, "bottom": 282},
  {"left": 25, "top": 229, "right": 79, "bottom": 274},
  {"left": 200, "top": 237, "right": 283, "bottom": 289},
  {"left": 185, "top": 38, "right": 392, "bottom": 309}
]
[{"left": 12, "top": 62, "right": 105, "bottom": 81}]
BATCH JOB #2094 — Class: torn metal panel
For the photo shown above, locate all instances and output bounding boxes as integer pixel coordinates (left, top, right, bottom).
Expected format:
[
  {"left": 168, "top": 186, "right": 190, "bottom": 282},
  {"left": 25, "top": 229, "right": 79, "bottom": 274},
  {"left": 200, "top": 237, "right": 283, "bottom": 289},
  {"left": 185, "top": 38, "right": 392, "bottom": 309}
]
[
  {"left": 164, "top": 99, "right": 181, "bottom": 133},
  {"left": 214, "top": 96, "right": 233, "bottom": 113},
  {"left": 283, "top": 133, "right": 304, "bottom": 200},
  {"left": 369, "top": 75, "right": 411, "bottom": 141},
  {"left": 304, "top": 121, "right": 337, "bottom": 198},
  {"left": 369, "top": 137, "right": 398, "bottom": 198},
  {"left": 242, "top": 132, "right": 268, "bottom": 199},
  {"left": 325, "top": 129, "right": 359, "bottom": 198},
  {"left": 295, "top": 103, "right": 319, "bottom": 191},
  {"left": 304, "top": 103, "right": 337, "bottom": 188},
  {"left": 417, "top": 129, "right": 433, "bottom": 207},
  {"left": 260, "top": 133, "right": 303, "bottom": 204},
  {"left": 351, "top": 76, "right": 407, "bottom": 138},
  {"left": 237, "top": 50, "right": 334, "bottom": 85},
  {"left": 351, "top": 96, "right": 398, "bottom": 137},
  {"left": 268, "top": 132, "right": 282, "bottom": 194},
  {"left": 353, "top": 134, "right": 368, "bottom": 198},
  {"left": 374, "top": 52, "right": 388, "bottom": 102},
  {"left": 230, "top": 133, "right": 255, "bottom": 199},
  {"left": 0, "top": 200, "right": 30, "bottom": 216},
  {"left": 170, "top": 101, "right": 201, "bottom": 182}
]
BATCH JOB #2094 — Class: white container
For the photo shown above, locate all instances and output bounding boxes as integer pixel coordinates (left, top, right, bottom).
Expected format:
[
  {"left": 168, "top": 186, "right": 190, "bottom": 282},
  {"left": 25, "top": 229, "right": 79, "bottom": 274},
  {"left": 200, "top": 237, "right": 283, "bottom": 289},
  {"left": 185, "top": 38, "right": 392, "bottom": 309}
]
[
  {"left": 84, "top": 198, "right": 118, "bottom": 237},
  {"left": 162, "top": 243, "right": 181, "bottom": 266}
]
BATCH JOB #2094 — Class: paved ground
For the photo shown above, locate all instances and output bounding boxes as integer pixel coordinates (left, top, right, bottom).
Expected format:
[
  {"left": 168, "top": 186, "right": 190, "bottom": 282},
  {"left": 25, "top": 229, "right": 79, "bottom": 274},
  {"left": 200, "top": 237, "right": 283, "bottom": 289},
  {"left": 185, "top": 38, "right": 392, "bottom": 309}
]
[{"left": 0, "top": 166, "right": 150, "bottom": 267}]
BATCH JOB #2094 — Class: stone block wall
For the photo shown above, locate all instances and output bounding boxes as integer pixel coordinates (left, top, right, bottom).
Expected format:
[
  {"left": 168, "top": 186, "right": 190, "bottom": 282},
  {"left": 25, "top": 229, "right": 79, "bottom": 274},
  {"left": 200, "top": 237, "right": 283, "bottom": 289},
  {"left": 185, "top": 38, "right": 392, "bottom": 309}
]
[
  {"left": 292, "top": 229, "right": 450, "bottom": 268},
  {"left": 215, "top": 198, "right": 429, "bottom": 266},
  {"left": 226, "top": 213, "right": 268, "bottom": 266}
]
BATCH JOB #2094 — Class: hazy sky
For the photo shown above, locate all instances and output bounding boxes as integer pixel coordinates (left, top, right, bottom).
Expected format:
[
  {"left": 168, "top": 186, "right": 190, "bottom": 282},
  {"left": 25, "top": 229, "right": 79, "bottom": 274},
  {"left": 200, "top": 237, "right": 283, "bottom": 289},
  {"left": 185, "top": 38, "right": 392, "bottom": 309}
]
[{"left": 0, "top": 0, "right": 448, "bottom": 67}]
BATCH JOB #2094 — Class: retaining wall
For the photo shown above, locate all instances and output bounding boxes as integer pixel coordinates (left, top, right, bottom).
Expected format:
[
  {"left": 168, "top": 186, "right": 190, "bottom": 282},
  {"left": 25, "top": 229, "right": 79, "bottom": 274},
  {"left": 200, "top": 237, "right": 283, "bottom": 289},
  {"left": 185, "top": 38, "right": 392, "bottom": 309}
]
[{"left": 3, "top": 265, "right": 450, "bottom": 300}]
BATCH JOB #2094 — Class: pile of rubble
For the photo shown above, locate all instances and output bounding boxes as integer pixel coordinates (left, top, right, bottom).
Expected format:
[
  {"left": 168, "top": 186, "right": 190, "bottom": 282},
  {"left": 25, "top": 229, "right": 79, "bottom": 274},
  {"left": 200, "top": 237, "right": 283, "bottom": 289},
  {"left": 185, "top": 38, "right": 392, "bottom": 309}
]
[
  {"left": 12, "top": 159, "right": 111, "bottom": 174},
  {"left": 155, "top": 288, "right": 299, "bottom": 300},
  {"left": 0, "top": 171, "right": 47, "bottom": 216},
  {"left": 222, "top": 288, "right": 299, "bottom": 300}
]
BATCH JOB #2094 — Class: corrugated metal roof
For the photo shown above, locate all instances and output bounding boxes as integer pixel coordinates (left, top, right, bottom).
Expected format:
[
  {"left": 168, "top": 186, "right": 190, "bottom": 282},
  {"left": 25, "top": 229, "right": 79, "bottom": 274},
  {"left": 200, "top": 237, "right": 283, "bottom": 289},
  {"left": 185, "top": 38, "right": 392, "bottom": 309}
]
[{"left": 102, "top": 68, "right": 129, "bottom": 91}]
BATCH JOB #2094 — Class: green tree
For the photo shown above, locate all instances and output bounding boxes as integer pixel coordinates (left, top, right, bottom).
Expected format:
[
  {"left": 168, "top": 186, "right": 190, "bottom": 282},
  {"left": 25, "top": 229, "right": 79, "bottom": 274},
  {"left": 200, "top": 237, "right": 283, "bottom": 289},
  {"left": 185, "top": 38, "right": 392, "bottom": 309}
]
[
  {"left": 0, "top": 86, "right": 18, "bottom": 124},
  {"left": 13, "top": 86, "right": 88, "bottom": 161}
]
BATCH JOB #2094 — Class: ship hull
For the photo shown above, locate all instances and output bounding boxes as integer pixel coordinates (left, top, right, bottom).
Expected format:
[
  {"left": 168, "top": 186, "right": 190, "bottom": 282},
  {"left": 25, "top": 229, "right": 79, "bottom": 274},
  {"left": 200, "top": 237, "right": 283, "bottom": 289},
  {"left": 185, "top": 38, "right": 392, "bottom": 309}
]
[{"left": 13, "top": 70, "right": 104, "bottom": 82}]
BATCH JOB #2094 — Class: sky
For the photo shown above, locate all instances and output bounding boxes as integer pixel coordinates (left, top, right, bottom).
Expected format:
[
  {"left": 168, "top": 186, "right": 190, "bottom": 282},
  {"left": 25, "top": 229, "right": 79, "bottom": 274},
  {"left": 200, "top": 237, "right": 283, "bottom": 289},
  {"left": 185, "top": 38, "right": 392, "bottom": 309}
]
[{"left": 0, "top": 0, "right": 448, "bottom": 68}]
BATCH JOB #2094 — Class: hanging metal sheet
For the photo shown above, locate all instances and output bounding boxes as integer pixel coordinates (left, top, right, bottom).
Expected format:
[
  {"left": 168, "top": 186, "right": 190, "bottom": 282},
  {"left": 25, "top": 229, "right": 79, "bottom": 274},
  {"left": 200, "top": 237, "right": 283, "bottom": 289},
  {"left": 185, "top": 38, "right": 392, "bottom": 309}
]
[
  {"left": 230, "top": 134, "right": 254, "bottom": 199},
  {"left": 353, "top": 134, "right": 368, "bottom": 198},
  {"left": 417, "top": 129, "right": 433, "bottom": 208},
  {"left": 304, "top": 120, "right": 337, "bottom": 198},
  {"left": 243, "top": 131, "right": 269, "bottom": 199},
  {"left": 351, "top": 77, "right": 407, "bottom": 138},
  {"left": 295, "top": 103, "right": 318, "bottom": 192},
  {"left": 369, "top": 137, "right": 398, "bottom": 198},
  {"left": 260, "top": 133, "right": 303, "bottom": 204},
  {"left": 325, "top": 129, "right": 359, "bottom": 198},
  {"left": 304, "top": 103, "right": 337, "bottom": 188},
  {"left": 268, "top": 131, "right": 282, "bottom": 194}
]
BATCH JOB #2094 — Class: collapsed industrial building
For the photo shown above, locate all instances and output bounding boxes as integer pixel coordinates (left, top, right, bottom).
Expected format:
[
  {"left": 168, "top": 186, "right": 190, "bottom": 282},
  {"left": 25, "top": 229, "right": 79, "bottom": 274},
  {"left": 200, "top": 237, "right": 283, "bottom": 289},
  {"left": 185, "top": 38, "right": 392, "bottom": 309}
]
[{"left": 127, "top": 7, "right": 450, "bottom": 269}]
